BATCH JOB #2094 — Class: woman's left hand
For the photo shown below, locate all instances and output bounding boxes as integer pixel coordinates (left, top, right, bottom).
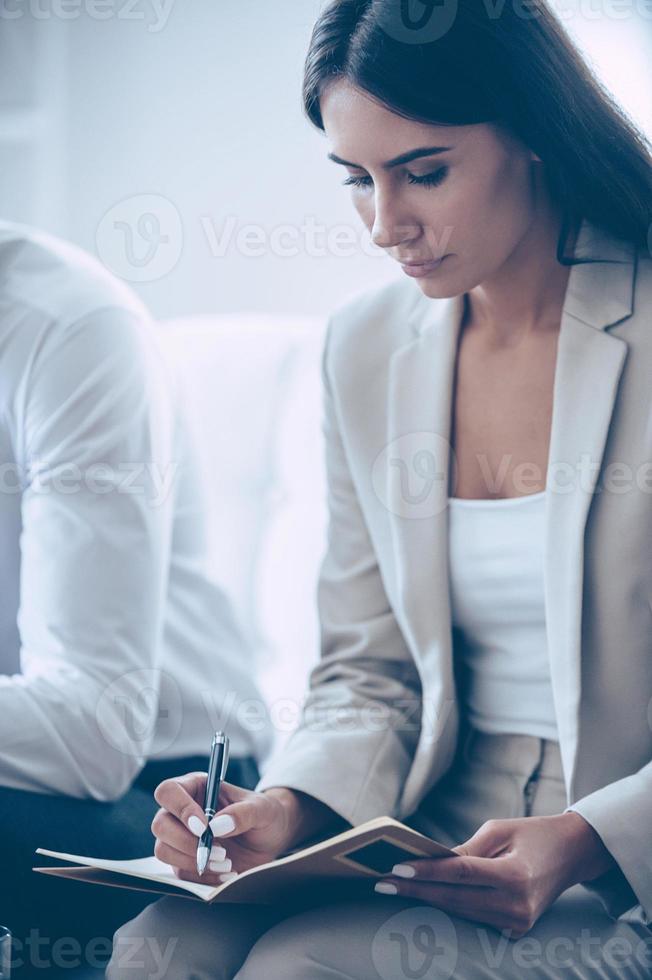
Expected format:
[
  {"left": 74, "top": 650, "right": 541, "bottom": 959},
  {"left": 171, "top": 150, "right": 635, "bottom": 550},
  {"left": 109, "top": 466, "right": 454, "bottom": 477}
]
[{"left": 374, "top": 812, "right": 616, "bottom": 937}]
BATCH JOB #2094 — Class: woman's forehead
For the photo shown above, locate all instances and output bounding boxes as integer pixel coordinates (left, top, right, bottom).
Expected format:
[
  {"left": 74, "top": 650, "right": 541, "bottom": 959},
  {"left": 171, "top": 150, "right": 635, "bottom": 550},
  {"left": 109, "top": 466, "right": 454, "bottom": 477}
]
[{"left": 322, "top": 89, "right": 491, "bottom": 165}]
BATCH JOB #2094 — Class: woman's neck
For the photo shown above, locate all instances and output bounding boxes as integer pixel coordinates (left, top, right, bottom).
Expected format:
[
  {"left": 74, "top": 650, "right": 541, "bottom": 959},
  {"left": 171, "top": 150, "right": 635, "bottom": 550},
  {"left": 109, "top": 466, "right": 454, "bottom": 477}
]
[{"left": 465, "top": 211, "right": 580, "bottom": 348}]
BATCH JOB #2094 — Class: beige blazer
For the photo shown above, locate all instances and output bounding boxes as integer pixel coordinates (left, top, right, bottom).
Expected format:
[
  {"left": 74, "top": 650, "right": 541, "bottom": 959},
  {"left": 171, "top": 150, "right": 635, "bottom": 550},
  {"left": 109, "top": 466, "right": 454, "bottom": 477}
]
[{"left": 257, "top": 217, "right": 652, "bottom": 924}]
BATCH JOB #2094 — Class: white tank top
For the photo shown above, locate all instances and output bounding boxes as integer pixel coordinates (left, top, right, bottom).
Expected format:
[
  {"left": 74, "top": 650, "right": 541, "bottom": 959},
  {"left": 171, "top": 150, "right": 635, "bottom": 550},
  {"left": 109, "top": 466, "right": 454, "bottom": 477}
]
[{"left": 447, "top": 490, "right": 559, "bottom": 741}]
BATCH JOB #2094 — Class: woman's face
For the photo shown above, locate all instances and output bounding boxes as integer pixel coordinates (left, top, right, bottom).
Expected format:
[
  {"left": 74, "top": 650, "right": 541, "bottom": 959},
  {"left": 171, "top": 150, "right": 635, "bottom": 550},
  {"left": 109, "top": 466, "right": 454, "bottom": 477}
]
[{"left": 320, "top": 79, "right": 544, "bottom": 299}]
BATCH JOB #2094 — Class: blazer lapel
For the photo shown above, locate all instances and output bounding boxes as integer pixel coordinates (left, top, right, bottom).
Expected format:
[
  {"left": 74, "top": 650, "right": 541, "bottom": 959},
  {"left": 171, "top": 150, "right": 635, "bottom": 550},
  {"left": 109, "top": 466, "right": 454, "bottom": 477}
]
[
  {"left": 384, "top": 291, "right": 466, "bottom": 814},
  {"left": 544, "top": 220, "right": 636, "bottom": 797},
  {"left": 384, "top": 289, "right": 466, "bottom": 650},
  {"left": 383, "top": 218, "right": 637, "bottom": 812}
]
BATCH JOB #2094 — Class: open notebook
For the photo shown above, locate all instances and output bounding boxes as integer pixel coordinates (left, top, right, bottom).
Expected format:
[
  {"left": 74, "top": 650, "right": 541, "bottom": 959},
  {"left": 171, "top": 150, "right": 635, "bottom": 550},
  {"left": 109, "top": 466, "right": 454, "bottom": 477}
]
[{"left": 34, "top": 815, "right": 456, "bottom": 906}]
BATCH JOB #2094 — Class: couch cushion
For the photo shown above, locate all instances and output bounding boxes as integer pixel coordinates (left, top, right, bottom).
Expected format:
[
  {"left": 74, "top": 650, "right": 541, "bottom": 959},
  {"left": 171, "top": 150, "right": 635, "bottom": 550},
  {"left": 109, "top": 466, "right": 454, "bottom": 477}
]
[{"left": 156, "top": 314, "right": 328, "bottom": 745}]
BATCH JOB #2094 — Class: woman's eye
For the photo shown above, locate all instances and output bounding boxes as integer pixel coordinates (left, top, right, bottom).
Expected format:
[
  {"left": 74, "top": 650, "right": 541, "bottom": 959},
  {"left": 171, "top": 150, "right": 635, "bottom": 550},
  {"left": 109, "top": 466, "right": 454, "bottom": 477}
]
[
  {"left": 408, "top": 166, "right": 448, "bottom": 187},
  {"left": 342, "top": 166, "right": 448, "bottom": 189},
  {"left": 342, "top": 174, "right": 373, "bottom": 188}
]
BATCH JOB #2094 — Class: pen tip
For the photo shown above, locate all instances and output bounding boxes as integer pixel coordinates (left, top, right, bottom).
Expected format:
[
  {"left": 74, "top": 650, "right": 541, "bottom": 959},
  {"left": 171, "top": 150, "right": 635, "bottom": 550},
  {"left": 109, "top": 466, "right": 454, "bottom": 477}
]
[{"left": 196, "top": 846, "right": 210, "bottom": 876}]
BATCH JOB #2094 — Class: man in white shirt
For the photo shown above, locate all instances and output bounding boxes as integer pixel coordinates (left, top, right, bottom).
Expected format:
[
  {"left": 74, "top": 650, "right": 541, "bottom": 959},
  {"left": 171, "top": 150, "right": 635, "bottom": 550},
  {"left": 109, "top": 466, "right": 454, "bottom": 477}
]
[{"left": 0, "top": 221, "right": 274, "bottom": 974}]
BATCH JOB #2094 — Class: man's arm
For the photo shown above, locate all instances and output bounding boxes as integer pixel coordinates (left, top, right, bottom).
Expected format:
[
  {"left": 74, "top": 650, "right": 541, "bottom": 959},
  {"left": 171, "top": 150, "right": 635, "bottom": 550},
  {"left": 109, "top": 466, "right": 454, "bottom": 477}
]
[{"left": 0, "top": 305, "right": 175, "bottom": 801}]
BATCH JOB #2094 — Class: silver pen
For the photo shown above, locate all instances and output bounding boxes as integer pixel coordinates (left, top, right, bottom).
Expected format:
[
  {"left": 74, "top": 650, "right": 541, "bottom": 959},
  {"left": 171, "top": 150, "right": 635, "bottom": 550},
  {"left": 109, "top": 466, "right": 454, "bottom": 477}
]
[{"left": 196, "top": 731, "right": 230, "bottom": 876}]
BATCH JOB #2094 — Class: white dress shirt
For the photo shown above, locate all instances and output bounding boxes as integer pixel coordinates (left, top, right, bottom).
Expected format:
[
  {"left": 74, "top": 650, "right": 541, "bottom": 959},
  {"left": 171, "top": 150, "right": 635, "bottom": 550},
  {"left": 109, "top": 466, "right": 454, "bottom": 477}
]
[
  {"left": 0, "top": 221, "right": 273, "bottom": 800},
  {"left": 447, "top": 490, "right": 559, "bottom": 741}
]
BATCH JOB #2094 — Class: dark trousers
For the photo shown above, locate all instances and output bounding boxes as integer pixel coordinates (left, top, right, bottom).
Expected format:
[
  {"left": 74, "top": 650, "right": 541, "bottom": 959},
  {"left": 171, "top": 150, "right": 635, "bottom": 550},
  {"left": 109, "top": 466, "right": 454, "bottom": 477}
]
[{"left": 0, "top": 754, "right": 260, "bottom": 977}]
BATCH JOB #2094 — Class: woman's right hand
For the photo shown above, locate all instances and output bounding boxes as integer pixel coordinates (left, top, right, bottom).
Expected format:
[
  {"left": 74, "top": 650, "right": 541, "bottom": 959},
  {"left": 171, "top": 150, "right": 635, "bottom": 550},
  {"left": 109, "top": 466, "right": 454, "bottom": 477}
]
[{"left": 151, "top": 773, "right": 292, "bottom": 886}]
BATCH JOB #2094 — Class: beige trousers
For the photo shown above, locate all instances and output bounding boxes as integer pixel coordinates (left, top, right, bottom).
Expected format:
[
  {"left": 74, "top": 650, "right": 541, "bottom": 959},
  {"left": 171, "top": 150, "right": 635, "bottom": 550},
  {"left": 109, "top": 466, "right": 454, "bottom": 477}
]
[{"left": 107, "top": 726, "right": 652, "bottom": 979}]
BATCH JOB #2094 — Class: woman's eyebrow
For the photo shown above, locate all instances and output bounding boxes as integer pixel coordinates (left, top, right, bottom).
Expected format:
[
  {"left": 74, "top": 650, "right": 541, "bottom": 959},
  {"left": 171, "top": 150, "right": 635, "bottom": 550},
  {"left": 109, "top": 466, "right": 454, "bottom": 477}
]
[{"left": 327, "top": 145, "right": 453, "bottom": 169}]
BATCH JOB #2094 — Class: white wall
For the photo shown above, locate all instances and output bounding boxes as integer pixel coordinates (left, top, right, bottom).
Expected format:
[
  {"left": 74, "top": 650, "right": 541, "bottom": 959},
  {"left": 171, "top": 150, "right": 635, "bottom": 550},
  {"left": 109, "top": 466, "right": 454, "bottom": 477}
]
[
  {"left": 63, "top": 0, "right": 398, "bottom": 319},
  {"left": 0, "top": 19, "right": 67, "bottom": 230},
  {"left": 0, "top": 1, "right": 650, "bottom": 320},
  {"left": 552, "top": 0, "right": 652, "bottom": 137}
]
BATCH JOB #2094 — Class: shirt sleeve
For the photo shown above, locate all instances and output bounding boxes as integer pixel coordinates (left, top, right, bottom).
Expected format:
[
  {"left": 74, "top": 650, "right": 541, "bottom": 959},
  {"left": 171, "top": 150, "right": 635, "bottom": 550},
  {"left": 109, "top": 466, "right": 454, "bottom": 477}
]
[{"left": 0, "top": 305, "right": 176, "bottom": 801}]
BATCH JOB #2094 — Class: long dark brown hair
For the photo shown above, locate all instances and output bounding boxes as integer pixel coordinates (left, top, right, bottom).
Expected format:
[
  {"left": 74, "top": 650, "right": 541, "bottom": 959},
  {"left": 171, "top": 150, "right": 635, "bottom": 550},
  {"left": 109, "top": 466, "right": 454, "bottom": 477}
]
[{"left": 303, "top": 0, "right": 652, "bottom": 265}]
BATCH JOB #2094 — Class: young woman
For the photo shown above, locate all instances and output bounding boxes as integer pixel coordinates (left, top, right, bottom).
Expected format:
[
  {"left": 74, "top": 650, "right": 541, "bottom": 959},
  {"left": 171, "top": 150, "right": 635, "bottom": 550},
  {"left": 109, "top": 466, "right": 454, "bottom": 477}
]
[{"left": 108, "top": 0, "right": 652, "bottom": 976}]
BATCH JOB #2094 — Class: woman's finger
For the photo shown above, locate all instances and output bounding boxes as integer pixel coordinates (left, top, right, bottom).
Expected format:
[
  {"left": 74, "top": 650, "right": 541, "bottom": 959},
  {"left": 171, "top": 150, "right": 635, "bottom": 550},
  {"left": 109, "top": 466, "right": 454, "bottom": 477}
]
[
  {"left": 375, "top": 879, "right": 500, "bottom": 915},
  {"left": 217, "top": 781, "right": 252, "bottom": 805},
  {"left": 154, "top": 775, "right": 251, "bottom": 837},
  {"left": 390, "top": 854, "right": 507, "bottom": 887},
  {"left": 206, "top": 796, "right": 267, "bottom": 839},
  {"left": 154, "top": 838, "right": 233, "bottom": 875},
  {"left": 380, "top": 881, "right": 535, "bottom": 938},
  {"left": 151, "top": 808, "right": 226, "bottom": 860},
  {"left": 154, "top": 773, "right": 210, "bottom": 836}
]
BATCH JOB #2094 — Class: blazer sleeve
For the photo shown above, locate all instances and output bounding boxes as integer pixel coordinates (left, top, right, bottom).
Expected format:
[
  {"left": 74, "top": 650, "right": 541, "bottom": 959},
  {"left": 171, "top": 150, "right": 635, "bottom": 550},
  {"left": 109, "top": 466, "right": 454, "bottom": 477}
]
[
  {"left": 564, "top": 759, "right": 652, "bottom": 925},
  {"left": 256, "top": 316, "right": 423, "bottom": 826}
]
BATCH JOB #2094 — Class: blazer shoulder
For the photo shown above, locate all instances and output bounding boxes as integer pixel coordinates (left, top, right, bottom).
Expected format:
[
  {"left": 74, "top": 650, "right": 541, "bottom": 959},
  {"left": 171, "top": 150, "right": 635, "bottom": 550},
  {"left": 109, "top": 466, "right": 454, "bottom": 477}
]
[
  {"left": 324, "top": 277, "right": 425, "bottom": 378},
  {"left": 634, "top": 246, "right": 652, "bottom": 309},
  {"left": 621, "top": 246, "right": 652, "bottom": 351}
]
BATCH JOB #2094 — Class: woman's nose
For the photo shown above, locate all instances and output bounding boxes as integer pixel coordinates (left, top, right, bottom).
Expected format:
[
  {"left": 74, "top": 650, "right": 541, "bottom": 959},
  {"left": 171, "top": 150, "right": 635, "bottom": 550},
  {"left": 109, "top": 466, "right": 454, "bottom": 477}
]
[
  {"left": 371, "top": 218, "right": 420, "bottom": 250},
  {"left": 369, "top": 187, "right": 420, "bottom": 250}
]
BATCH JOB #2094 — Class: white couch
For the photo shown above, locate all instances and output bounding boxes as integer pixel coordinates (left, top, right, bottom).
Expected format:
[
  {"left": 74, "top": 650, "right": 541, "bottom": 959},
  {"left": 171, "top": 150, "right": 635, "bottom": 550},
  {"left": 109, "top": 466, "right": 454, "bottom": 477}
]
[{"left": 156, "top": 313, "right": 330, "bottom": 755}]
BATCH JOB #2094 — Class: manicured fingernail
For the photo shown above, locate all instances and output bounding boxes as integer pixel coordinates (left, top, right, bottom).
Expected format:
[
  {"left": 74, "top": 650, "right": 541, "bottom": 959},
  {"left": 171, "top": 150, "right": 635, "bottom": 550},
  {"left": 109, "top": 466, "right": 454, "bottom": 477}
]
[
  {"left": 392, "top": 864, "right": 416, "bottom": 878},
  {"left": 188, "top": 815, "right": 206, "bottom": 837},
  {"left": 208, "top": 858, "right": 232, "bottom": 872},
  {"left": 210, "top": 844, "right": 226, "bottom": 861},
  {"left": 209, "top": 813, "right": 236, "bottom": 835},
  {"left": 218, "top": 872, "right": 238, "bottom": 882},
  {"left": 375, "top": 882, "right": 398, "bottom": 895}
]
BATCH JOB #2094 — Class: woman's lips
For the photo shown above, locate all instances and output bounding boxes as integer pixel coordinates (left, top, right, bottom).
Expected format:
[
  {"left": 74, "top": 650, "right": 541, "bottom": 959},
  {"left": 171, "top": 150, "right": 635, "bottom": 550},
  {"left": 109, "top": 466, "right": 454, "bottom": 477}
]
[{"left": 400, "top": 255, "right": 447, "bottom": 277}]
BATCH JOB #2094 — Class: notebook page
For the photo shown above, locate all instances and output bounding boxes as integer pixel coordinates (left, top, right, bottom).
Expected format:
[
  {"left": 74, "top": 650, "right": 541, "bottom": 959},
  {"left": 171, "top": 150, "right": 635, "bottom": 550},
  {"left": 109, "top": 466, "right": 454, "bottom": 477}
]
[{"left": 35, "top": 849, "right": 218, "bottom": 900}]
